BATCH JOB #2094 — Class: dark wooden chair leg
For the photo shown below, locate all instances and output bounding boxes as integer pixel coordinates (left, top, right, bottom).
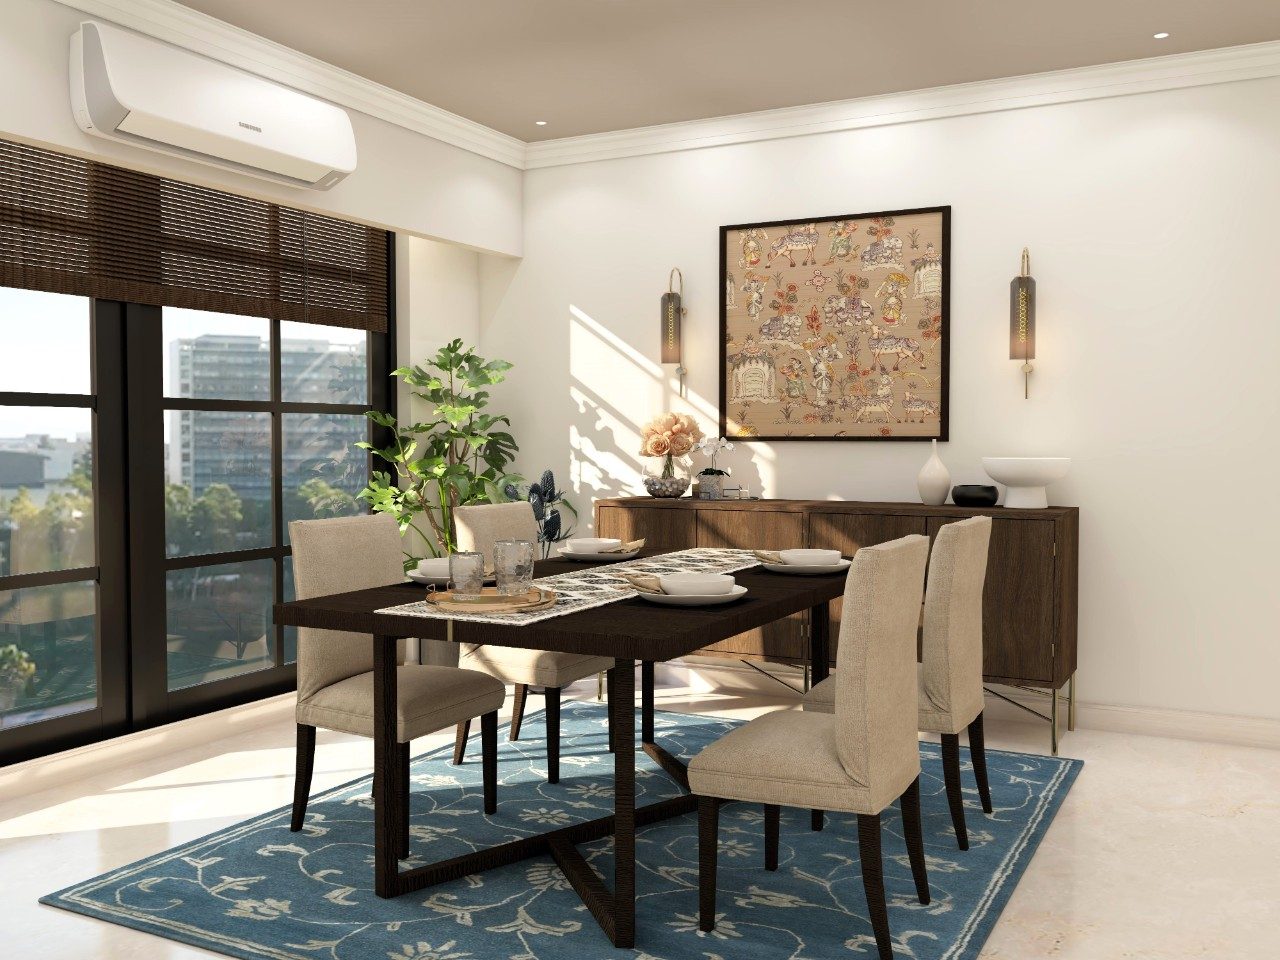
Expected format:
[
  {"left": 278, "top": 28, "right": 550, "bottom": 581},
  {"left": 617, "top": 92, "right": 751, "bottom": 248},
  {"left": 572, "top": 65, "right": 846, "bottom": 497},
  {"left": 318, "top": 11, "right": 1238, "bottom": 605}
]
[
  {"left": 290, "top": 724, "right": 316, "bottom": 832},
  {"left": 452, "top": 720, "right": 469, "bottom": 765},
  {"left": 811, "top": 809, "right": 824, "bottom": 831},
  {"left": 509, "top": 684, "right": 529, "bottom": 742},
  {"left": 698, "top": 796, "right": 719, "bottom": 932},
  {"left": 546, "top": 686, "right": 561, "bottom": 783},
  {"left": 968, "top": 711, "right": 993, "bottom": 814},
  {"left": 941, "top": 732, "right": 969, "bottom": 851},
  {"left": 606, "top": 668, "right": 616, "bottom": 753},
  {"left": 764, "top": 804, "right": 780, "bottom": 871},
  {"left": 397, "top": 741, "right": 411, "bottom": 859},
  {"left": 481, "top": 710, "right": 498, "bottom": 814},
  {"left": 857, "top": 813, "right": 892, "bottom": 960},
  {"left": 899, "top": 777, "right": 930, "bottom": 905}
]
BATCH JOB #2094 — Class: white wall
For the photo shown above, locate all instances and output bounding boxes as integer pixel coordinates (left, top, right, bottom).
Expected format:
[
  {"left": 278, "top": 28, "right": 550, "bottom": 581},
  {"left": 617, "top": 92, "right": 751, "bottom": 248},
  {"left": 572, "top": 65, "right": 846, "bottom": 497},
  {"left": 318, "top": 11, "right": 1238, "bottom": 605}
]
[
  {"left": 482, "top": 76, "right": 1280, "bottom": 724},
  {"left": 0, "top": 0, "right": 522, "bottom": 255}
]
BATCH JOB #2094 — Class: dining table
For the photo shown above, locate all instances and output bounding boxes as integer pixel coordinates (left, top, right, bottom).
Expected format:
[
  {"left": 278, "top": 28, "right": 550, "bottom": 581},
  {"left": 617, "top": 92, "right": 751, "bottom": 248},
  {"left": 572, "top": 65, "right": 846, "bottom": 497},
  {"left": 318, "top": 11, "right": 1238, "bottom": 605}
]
[{"left": 273, "top": 549, "right": 847, "bottom": 949}]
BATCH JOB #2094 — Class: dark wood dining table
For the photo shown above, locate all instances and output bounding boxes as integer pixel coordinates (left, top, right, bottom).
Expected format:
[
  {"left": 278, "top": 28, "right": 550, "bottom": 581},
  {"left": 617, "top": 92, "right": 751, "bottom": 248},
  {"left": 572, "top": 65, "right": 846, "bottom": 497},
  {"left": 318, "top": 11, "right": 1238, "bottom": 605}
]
[{"left": 273, "top": 551, "right": 846, "bottom": 948}]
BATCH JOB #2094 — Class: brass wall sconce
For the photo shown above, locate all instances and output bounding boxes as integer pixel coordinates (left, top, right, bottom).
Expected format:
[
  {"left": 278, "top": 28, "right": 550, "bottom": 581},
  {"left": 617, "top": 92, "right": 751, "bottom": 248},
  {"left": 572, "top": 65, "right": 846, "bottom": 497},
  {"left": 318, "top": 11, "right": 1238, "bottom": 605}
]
[
  {"left": 660, "top": 267, "right": 687, "bottom": 396},
  {"left": 1010, "top": 248, "right": 1036, "bottom": 398}
]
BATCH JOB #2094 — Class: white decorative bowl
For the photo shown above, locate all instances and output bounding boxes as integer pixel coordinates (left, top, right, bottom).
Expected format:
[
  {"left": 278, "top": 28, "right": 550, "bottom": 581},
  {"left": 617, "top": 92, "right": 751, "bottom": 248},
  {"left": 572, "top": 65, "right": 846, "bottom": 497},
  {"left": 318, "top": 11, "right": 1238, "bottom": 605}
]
[
  {"left": 564, "top": 537, "right": 622, "bottom": 553},
  {"left": 415, "top": 557, "right": 452, "bottom": 577},
  {"left": 779, "top": 548, "right": 842, "bottom": 566},
  {"left": 659, "top": 573, "right": 735, "bottom": 596},
  {"left": 981, "top": 457, "right": 1071, "bottom": 509}
]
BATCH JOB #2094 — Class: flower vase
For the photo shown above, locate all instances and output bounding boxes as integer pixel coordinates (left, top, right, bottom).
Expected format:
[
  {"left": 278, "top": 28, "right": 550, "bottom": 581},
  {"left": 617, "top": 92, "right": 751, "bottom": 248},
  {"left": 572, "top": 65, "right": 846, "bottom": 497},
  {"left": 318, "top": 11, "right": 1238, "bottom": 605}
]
[
  {"left": 917, "top": 439, "right": 950, "bottom": 505},
  {"left": 643, "top": 454, "right": 689, "bottom": 498}
]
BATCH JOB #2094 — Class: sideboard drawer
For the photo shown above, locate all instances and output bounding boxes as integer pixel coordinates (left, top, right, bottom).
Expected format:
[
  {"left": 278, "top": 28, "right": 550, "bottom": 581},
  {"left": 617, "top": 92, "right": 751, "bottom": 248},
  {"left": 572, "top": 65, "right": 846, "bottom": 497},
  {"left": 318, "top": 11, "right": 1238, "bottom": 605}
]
[{"left": 596, "top": 505, "right": 695, "bottom": 552}]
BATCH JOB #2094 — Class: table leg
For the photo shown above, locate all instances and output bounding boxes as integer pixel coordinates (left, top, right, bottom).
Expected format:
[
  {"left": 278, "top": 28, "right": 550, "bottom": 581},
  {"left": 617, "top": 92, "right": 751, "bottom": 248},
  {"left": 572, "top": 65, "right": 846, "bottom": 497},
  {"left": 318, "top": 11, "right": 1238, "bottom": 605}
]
[
  {"left": 809, "top": 601, "right": 831, "bottom": 686},
  {"left": 641, "top": 660, "right": 655, "bottom": 744},
  {"left": 612, "top": 656, "right": 636, "bottom": 948},
  {"left": 373, "top": 634, "right": 402, "bottom": 898}
]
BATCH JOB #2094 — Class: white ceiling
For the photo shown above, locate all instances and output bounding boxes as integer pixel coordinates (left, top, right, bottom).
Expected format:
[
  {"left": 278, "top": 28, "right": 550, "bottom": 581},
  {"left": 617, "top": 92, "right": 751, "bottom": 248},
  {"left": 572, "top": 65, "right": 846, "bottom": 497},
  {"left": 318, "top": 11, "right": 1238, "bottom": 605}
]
[{"left": 174, "top": 0, "right": 1280, "bottom": 141}]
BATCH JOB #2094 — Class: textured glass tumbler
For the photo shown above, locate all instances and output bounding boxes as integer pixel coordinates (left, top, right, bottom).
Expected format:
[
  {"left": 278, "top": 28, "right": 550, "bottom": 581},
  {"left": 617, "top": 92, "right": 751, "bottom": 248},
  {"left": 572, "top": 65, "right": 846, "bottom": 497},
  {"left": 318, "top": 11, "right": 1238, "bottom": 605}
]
[
  {"left": 449, "top": 551, "right": 485, "bottom": 599},
  {"left": 494, "top": 539, "right": 535, "bottom": 596}
]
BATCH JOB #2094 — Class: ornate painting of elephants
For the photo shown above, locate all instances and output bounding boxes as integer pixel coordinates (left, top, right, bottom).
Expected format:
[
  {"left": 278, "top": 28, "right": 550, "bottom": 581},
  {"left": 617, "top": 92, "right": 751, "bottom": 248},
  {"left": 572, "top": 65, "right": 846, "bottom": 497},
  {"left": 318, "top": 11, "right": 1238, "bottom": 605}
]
[{"left": 719, "top": 205, "right": 949, "bottom": 441}]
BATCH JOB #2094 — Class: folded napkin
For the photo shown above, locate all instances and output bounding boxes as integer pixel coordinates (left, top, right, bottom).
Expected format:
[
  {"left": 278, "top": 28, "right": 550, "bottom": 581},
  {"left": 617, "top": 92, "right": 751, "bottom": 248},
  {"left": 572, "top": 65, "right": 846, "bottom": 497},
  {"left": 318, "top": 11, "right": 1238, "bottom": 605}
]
[
  {"left": 604, "top": 538, "right": 645, "bottom": 554},
  {"left": 618, "top": 571, "right": 664, "bottom": 594},
  {"left": 752, "top": 549, "right": 784, "bottom": 564}
]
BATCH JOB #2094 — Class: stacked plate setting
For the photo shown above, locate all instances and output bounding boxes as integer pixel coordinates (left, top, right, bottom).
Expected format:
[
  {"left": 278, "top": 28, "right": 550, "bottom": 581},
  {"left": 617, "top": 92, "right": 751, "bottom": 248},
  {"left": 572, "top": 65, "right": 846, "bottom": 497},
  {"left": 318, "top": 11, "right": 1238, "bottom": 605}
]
[
  {"left": 638, "top": 573, "right": 747, "bottom": 606},
  {"left": 762, "top": 548, "right": 851, "bottom": 575},
  {"left": 556, "top": 537, "right": 640, "bottom": 562}
]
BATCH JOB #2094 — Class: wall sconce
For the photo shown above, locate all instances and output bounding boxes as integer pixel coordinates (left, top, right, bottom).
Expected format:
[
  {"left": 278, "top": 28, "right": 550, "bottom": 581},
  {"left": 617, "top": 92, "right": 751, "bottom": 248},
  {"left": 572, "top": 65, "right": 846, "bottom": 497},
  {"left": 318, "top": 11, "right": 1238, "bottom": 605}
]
[
  {"left": 660, "top": 267, "right": 687, "bottom": 395},
  {"left": 1009, "top": 248, "right": 1036, "bottom": 398}
]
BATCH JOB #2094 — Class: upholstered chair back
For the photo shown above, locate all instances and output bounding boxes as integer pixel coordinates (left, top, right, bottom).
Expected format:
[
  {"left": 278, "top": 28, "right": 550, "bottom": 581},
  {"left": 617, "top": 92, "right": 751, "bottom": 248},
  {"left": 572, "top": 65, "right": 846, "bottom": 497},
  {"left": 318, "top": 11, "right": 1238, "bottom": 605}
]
[
  {"left": 920, "top": 516, "right": 992, "bottom": 731},
  {"left": 454, "top": 502, "right": 540, "bottom": 566},
  {"left": 835, "top": 534, "right": 930, "bottom": 810},
  {"left": 289, "top": 513, "right": 407, "bottom": 702}
]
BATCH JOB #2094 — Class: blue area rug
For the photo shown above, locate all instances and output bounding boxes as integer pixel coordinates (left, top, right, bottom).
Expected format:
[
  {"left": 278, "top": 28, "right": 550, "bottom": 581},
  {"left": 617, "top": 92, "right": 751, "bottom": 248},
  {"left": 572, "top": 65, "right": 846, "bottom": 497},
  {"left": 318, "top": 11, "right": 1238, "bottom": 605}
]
[{"left": 42, "top": 700, "right": 1080, "bottom": 959}]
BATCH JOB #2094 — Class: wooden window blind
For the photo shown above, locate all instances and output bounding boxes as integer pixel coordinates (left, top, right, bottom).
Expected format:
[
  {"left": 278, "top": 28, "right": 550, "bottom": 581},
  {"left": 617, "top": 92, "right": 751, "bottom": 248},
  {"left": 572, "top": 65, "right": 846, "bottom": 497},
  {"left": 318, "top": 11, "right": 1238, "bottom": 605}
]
[{"left": 0, "top": 137, "right": 388, "bottom": 331}]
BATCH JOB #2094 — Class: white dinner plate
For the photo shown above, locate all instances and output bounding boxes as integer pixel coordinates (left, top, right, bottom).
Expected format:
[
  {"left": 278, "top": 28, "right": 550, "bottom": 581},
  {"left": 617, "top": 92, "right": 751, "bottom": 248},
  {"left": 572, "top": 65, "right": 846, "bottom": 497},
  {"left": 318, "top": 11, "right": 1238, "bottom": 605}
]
[
  {"left": 556, "top": 547, "right": 641, "bottom": 563},
  {"left": 406, "top": 571, "right": 496, "bottom": 586},
  {"left": 761, "top": 559, "right": 852, "bottom": 576},
  {"left": 637, "top": 585, "right": 748, "bottom": 606}
]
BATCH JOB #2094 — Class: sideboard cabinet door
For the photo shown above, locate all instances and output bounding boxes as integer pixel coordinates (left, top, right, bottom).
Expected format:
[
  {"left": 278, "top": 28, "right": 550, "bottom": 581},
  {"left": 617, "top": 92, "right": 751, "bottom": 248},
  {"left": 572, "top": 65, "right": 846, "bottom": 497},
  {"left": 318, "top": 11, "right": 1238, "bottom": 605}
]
[
  {"left": 928, "top": 516, "right": 1055, "bottom": 684},
  {"left": 810, "top": 512, "right": 929, "bottom": 665},
  {"left": 596, "top": 505, "right": 695, "bottom": 552},
  {"left": 697, "top": 510, "right": 806, "bottom": 662}
]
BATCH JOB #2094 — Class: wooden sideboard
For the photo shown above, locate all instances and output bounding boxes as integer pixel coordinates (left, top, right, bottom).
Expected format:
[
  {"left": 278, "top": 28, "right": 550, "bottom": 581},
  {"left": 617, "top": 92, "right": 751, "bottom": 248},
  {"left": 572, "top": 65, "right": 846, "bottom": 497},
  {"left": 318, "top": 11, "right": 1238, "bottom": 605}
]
[{"left": 594, "top": 497, "right": 1078, "bottom": 694}]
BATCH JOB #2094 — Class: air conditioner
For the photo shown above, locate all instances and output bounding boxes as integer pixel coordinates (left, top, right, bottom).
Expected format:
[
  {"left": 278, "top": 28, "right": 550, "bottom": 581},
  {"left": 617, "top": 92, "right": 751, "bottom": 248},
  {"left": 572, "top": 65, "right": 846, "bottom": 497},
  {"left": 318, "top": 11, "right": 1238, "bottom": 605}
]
[{"left": 70, "top": 20, "right": 357, "bottom": 190}]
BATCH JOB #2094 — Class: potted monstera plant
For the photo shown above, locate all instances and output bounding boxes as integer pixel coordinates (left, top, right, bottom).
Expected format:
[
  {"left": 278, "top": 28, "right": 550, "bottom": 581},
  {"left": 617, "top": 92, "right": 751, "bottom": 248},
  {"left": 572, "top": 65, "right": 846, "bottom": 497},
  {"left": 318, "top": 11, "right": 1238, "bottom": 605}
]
[{"left": 0, "top": 644, "right": 36, "bottom": 715}]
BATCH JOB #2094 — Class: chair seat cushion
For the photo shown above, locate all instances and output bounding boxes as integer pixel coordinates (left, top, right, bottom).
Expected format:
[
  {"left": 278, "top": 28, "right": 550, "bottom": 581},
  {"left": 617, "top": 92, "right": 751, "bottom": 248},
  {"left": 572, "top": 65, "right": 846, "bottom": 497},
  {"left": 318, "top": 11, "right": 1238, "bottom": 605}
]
[
  {"left": 801, "top": 666, "right": 970, "bottom": 735},
  {"left": 460, "top": 644, "right": 612, "bottom": 688},
  {"left": 688, "top": 710, "right": 884, "bottom": 815},
  {"left": 297, "top": 665, "right": 505, "bottom": 742}
]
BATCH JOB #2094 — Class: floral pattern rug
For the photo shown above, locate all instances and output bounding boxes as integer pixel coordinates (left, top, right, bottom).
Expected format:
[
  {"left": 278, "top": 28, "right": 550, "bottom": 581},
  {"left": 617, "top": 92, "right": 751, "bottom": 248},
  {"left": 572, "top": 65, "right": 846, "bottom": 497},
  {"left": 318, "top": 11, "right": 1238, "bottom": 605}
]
[{"left": 42, "top": 701, "right": 1080, "bottom": 960}]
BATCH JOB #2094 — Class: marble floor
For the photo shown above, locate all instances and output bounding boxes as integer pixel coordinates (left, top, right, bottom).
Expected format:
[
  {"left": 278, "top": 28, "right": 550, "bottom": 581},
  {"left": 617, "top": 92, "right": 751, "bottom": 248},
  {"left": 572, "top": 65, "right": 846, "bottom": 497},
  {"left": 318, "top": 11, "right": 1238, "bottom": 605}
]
[{"left": 2, "top": 670, "right": 1278, "bottom": 960}]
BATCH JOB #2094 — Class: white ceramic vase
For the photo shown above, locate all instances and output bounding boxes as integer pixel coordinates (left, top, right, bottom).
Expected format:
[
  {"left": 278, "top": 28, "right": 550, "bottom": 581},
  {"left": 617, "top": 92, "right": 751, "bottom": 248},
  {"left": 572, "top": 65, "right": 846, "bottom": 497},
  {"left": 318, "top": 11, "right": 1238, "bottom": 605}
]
[{"left": 917, "top": 439, "right": 950, "bottom": 506}]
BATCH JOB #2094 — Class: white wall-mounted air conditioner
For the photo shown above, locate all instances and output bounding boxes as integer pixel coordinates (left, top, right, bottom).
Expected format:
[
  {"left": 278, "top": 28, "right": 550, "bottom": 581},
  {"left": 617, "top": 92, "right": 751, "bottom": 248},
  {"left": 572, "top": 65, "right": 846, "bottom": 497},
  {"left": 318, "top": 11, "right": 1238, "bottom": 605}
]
[{"left": 70, "top": 20, "right": 357, "bottom": 190}]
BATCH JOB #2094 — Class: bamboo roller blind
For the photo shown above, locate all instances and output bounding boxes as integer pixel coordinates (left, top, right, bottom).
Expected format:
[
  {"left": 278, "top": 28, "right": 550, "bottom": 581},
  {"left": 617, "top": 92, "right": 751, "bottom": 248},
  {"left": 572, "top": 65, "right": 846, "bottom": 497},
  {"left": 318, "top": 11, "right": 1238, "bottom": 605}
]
[{"left": 0, "top": 137, "right": 388, "bottom": 332}]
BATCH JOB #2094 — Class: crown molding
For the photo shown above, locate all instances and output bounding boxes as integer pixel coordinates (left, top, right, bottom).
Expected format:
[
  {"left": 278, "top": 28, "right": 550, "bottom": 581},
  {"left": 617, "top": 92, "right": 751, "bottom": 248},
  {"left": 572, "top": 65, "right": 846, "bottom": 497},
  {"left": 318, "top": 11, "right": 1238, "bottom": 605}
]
[
  {"left": 526, "top": 40, "right": 1280, "bottom": 169},
  {"left": 53, "top": 0, "right": 527, "bottom": 169}
]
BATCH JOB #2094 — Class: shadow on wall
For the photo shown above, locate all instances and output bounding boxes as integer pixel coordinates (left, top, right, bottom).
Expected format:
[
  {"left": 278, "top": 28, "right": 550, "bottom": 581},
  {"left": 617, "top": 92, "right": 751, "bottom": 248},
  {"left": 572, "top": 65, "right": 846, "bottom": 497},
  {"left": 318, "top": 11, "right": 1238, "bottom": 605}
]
[{"left": 566, "top": 305, "right": 768, "bottom": 518}]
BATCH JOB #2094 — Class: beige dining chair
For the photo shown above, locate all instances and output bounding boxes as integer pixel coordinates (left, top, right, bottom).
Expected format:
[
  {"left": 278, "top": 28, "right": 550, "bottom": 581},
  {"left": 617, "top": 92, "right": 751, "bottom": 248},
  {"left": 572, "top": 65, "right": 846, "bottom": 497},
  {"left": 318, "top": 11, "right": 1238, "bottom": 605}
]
[
  {"left": 689, "top": 536, "right": 931, "bottom": 960},
  {"left": 802, "top": 515, "right": 993, "bottom": 849},
  {"left": 288, "top": 514, "right": 507, "bottom": 855},
  {"left": 451, "top": 502, "right": 614, "bottom": 783}
]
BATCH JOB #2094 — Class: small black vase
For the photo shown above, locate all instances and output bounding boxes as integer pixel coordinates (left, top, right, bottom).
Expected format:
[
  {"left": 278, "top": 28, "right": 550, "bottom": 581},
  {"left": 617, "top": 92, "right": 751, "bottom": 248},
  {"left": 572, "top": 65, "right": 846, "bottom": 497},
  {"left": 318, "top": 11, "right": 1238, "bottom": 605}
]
[{"left": 951, "top": 484, "right": 999, "bottom": 507}]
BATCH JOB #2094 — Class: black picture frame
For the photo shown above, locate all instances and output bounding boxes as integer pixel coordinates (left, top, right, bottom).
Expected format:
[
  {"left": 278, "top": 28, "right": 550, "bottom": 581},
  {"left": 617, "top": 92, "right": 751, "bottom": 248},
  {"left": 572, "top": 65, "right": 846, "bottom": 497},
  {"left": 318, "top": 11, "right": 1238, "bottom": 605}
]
[{"left": 719, "top": 205, "right": 950, "bottom": 442}]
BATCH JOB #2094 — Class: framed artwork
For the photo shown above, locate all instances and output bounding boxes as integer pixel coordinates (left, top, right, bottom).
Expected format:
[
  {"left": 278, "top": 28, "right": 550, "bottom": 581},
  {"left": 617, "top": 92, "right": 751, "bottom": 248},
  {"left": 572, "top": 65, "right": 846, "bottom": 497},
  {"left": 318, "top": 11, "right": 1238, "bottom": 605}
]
[{"left": 719, "top": 205, "right": 949, "bottom": 441}]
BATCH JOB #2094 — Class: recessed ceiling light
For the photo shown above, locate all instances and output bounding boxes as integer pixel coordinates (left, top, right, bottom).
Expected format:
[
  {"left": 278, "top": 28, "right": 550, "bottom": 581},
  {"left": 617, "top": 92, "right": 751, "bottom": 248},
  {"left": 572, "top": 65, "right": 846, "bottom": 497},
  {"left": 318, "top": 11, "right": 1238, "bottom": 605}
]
[
  {"left": 1153, "top": 32, "right": 1170, "bottom": 39},
  {"left": 535, "top": 120, "right": 548, "bottom": 126}
]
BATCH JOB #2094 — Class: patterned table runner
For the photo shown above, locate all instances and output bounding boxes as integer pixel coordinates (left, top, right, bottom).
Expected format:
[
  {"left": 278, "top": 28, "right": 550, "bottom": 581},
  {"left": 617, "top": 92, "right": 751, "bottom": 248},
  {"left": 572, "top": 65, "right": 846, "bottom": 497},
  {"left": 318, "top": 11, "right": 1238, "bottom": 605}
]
[{"left": 375, "top": 548, "right": 760, "bottom": 626}]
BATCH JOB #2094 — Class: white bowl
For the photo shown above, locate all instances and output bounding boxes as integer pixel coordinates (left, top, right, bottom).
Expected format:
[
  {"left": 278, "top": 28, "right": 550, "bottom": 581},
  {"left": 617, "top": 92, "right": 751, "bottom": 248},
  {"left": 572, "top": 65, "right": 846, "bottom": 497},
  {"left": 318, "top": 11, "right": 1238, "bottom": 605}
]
[
  {"left": 415, "top": 557, "right": 452, "bottom": 577},
  {"left": 779, "top": 548, "right": 842, "bottom": 566},
  {"left": 981, "top": 457, "right": 1071, "bottom": 509},
  {"left": 564, "top": 537, "right": 622, "bottom": 553},
  {"left": 659, "top": 573, "right": 735, "bottom": 596}
]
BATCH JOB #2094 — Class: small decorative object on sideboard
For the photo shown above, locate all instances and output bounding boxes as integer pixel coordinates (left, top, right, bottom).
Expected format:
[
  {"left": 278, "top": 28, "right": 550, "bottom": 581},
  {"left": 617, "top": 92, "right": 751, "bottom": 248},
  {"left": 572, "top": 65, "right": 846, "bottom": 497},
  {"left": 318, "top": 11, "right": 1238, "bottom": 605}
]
[
  {"left": 951, "top": 484, "right": 1000, "bottom": 507},
  {"left": 696, "top": 436, "right": 733, "bottom": 500},
  {"left": 639, "top": 412, "right": 703, "bottom": 498},
  {"left": 982, "top": 457, "right": 1071, "bottom": 509},
  {"left": 916, "top": 438, "right": 950, "bottom": 505}
]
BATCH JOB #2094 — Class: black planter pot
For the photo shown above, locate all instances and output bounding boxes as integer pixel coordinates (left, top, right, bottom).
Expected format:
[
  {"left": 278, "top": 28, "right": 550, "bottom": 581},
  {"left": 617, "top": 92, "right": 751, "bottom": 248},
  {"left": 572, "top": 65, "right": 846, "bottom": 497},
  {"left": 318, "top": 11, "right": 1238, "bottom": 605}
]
[{"left": 951, "top": 484, "right": 999, "bottom": 507}]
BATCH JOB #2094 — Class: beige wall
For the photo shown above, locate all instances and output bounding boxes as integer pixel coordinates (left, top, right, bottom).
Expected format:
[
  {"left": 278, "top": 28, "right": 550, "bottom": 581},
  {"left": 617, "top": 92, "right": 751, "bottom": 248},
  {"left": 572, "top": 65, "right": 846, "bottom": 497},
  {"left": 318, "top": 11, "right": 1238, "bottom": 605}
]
[{"left": 482, "top": 75, "right": 1280, "bottom": 725}]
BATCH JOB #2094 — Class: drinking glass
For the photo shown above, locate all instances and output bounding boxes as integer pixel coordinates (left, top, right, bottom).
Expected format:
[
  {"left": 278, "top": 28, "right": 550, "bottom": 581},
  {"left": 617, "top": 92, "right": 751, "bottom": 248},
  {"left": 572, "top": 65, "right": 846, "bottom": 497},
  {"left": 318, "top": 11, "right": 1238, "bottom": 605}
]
[
  {"left": 494, "top": 539, "right": 535, "bottom": 596},
  {"left": 449, "top": 551, "right": 485, "bottom": 599}
]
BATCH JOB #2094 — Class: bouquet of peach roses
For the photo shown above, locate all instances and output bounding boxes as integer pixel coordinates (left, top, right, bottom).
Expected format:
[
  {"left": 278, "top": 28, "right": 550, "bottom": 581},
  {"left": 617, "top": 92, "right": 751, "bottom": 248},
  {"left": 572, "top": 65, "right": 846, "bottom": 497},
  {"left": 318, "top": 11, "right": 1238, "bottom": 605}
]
[{"left": 639, "top": 412, "right": 704, "bottom": 479}]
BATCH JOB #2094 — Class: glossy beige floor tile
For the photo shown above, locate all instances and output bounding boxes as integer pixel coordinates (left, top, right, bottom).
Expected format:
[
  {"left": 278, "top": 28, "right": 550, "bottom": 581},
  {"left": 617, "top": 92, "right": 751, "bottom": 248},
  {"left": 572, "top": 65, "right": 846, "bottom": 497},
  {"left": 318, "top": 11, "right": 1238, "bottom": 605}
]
[{"left": 3, "top": 675, "right": 1279, "bottom": 959}]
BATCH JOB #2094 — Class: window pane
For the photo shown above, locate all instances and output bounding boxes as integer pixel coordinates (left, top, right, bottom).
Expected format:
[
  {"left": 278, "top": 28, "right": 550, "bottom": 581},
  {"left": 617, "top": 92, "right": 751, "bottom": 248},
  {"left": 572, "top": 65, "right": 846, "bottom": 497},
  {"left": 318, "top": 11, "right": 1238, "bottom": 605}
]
[
  {"left": 165, "top": 410, "right": 271, "bottom": 557},
  {"left": 0, "top": 288, "right": 91, "bottom": 395},
  {"left": 0, "top": 581, "right": 97, "bottom": 728},
  {"left": 283, "top": 412, "right": 366, "bottom": 541},
  {"left": 167, "top": 559, "right": 273, "bottom": 691},
  {"left": 164, "top": 309, "right": 270, "bottom": 400},
  {"left": 0, "top": 407, "right": 94, "bottom": 576},
  {"left": 280, "top": 321, "right": 367, "bottom": 404}
]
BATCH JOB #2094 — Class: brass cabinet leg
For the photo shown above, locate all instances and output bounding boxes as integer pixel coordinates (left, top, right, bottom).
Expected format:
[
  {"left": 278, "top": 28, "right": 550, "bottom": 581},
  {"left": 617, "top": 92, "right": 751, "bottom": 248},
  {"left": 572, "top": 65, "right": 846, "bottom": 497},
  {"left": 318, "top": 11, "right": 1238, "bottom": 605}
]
[
  {"left": 597, "top": 671, "right": 605, "bottom": 701},
  {"left": 1050, "top": 684, "right": 1059, "bottom": 756},
  {"left": 1068, "top": 673, "right": 1077, "bottom": 732}
]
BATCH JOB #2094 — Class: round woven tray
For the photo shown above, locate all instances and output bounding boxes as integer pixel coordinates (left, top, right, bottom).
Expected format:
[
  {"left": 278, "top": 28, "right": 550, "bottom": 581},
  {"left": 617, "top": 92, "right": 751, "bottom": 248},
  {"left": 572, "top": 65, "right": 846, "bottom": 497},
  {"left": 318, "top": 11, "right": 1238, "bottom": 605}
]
[{"left": 424, "top": 586, "right": 557, "bottom": 614}]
